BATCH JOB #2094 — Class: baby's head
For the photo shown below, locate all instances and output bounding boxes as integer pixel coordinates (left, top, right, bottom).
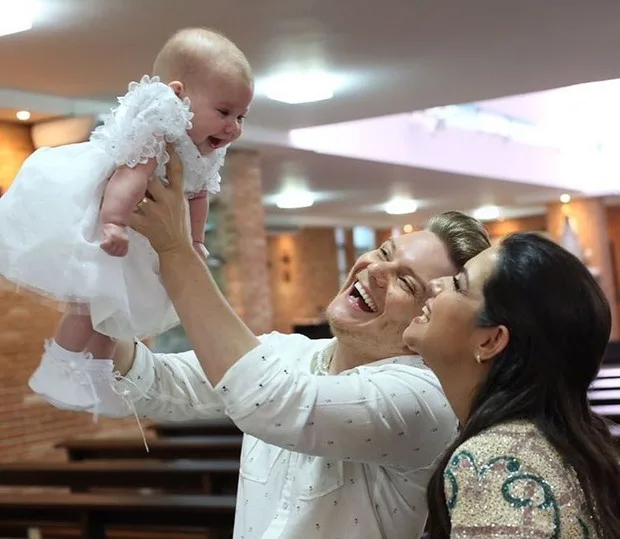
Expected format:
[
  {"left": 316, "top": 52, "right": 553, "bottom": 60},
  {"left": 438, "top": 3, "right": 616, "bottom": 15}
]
[{"left": 153, "top": 28, "right": 254, "bottom": 155}]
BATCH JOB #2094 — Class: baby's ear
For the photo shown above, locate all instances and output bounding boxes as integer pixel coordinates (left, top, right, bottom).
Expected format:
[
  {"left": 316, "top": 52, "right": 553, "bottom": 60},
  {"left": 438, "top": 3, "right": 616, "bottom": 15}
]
[{"left": 169, "top": 81, "right": 184, "bottom": 97}]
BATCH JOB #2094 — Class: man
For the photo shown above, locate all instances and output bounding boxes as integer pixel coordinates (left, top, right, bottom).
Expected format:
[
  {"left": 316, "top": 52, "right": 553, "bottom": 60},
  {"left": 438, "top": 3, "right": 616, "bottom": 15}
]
[{"left": 80, "top": 152, "right": 490, "bottom": 538}]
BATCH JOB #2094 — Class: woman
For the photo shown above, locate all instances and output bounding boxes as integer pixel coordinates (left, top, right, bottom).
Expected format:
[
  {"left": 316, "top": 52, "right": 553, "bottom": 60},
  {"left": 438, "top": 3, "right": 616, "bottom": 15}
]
[{"left": 404, "top": 232, "right": 620, "bottom": 538}]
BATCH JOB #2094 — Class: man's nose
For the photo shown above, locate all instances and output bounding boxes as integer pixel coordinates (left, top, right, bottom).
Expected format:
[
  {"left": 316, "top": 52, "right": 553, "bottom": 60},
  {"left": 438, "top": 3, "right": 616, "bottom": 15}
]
[{"left": 367, "top": 261, "right": 390, "bottom": 288}]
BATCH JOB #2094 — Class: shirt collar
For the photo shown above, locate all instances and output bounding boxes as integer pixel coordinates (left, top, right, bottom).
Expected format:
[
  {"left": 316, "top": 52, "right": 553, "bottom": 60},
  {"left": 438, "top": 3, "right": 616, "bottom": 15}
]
[{"left": 311, "top": 338, "right": 426, "bottom": 375}]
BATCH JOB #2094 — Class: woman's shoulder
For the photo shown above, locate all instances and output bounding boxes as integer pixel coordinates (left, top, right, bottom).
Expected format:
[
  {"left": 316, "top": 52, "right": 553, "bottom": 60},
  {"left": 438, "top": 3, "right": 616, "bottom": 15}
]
[
  {"left": 445, "top": 421, "right": 596, "bottom": 537},
  {"left": 447, "top": 420, "right": 575, "bottom": 497},
  {"left": 452, "top": 420, "right": 550, "bottom": 461}
]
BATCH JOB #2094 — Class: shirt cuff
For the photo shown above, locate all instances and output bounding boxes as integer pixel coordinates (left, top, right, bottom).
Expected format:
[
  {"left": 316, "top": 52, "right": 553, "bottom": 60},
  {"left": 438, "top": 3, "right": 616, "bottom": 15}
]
[
  {"left": 213, "top": 334, "right": 282, "bottom": 421},
  {"left": 114, "top": 340, "right": 156, "bottom": 398}
]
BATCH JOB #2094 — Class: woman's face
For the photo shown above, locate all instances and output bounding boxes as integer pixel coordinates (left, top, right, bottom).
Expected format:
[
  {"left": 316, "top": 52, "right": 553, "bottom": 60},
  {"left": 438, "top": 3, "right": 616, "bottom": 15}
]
[{"left": 403, "top": 246, "right": 507, "bottom": 380}]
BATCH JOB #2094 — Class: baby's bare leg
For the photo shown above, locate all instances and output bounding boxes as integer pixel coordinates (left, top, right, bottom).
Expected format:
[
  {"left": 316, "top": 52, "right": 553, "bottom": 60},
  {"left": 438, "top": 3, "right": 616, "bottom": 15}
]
[
  {"left": 31, "top": 312, "right": 100, "bottom": 410},
  {"left": 100, "top": 165, "right": 150, "bottom": 257},
  {"left": 86, "top": 331, "right": 116, "bottom": 359},
  {"left": 55, "top": 312, "right": 95, "bottom": 352},
  {"left": 31, "top": 314, "right": 118, "bottom": 411},
  {"left": 188, "top": 193, "right": 209, "bottom": 258}
]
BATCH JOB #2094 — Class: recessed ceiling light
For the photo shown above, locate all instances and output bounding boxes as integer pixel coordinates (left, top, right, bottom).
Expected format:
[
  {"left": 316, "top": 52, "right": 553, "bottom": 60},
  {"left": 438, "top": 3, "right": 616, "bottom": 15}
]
[
  {"left": 472, "top": 205, "right": 500, "bottom": 221},
  {"left": 560, "top": 193, "right": 571, "bottom": 204},
  {"left": 261, "top": 72, "right": 335, "bottom": 104},
  {"left": 16, "top": 110, "right": 30, "bottom": 121},
  {"left": 385, "top": 198, "right": 418, "bottom": 215},
  {"left": 0, "top": 1, "right": 36, "bottom": 38},
  {"left": 275, "top": 190, "right": 314, "bottom": 209}
]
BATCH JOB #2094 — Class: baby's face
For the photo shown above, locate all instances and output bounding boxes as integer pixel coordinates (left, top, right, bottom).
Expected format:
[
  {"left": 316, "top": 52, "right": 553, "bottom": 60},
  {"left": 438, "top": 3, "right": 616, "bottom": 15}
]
[{"left": 182, "top": 72, "right": 254, "bottom": 155}]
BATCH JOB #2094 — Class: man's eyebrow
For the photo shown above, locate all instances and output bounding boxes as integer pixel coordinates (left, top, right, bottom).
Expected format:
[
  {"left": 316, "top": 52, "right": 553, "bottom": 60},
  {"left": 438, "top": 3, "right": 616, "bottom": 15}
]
[{"left": 389, "top": 237, "right": 396, "bottom": 252}]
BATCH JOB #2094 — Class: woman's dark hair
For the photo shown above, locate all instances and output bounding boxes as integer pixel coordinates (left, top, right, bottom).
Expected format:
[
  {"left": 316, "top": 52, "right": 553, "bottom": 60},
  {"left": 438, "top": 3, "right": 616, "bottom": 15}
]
[{"left": 426, "top": 232, "right": 620, "bottom": 538}]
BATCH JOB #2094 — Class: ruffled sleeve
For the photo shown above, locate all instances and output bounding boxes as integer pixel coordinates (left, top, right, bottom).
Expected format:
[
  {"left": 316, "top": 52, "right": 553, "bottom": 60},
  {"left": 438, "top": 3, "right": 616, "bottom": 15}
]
[{"left": 90, "top": 75, "right": 193, "bottom": 169}]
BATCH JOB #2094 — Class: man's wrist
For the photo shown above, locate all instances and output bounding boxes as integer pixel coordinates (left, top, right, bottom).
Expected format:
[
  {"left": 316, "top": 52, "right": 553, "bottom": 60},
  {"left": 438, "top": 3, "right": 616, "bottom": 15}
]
[{"left": 159, "top": 241, "right": 196, "bottom": 261}]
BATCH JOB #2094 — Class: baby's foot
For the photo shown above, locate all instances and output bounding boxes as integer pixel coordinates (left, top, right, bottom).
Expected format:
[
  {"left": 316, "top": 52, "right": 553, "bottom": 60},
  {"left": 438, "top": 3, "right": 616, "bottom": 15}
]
[{"left": 100, "top": 223, "right": 129, "bottom": 257}]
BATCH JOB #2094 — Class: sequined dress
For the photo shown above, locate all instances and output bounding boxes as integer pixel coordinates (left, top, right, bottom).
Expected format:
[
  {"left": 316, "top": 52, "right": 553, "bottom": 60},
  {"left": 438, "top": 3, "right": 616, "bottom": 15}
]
[
  {"left": 0, "top": 75, "right": 226, "bottom": 340},
  {"left": 444, "top": 420, "right": 597, "bottom": 538}
]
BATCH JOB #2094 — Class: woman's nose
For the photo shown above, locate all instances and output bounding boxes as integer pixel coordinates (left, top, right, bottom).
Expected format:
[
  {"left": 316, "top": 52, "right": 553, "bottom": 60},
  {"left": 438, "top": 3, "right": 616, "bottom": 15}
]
[{"left": 429, "top": 278, "right": 444, "bottom": 297}]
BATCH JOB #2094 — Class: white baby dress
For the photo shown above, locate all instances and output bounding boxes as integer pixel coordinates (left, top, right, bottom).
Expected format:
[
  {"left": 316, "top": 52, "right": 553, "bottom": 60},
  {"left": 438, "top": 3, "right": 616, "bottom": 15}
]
[{"left": 0, "top": 75, "right": 226, "bottom": 341}]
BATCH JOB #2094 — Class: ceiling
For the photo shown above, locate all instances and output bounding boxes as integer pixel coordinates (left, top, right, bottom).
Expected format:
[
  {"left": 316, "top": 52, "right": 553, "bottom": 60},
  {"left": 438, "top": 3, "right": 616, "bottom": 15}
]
[
  {"left": 2, "top": 0, "right": 620, "bottom": 226},
  {"left": 0, "top": 108, "right": 57, "bottom": 123},
  {"left": 257, "top": 149, "right": 565, "bottom": 228}
]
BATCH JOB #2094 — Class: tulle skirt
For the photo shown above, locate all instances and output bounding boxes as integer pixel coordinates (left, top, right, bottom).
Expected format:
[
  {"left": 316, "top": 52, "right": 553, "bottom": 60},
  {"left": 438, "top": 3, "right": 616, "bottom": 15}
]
[{"left": 0, "top": 142, "right": 179, "bottom": 340}]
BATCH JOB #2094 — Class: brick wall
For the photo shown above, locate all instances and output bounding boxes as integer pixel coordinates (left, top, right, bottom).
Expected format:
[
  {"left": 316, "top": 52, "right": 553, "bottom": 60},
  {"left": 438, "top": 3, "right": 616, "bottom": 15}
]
[
  {"left": 268, "top": 228, "right": 340, "bottom": 333},
  {"left": 0, "top": 122, "right": 140, "bottom": 462},
  {"left": 216, "top": 150, "right": 274, "bottom": 335},
  {"left": 485, "top": 215, "right": 547, "bottom": 239},
  {"left": 606, "top": 206, "right": 620, "bottom": 326}
]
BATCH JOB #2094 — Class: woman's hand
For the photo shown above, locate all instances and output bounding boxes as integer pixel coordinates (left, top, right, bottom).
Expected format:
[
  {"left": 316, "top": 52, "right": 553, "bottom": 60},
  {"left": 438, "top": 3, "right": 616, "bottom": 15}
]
[{"left": 131, "top": 145, "right": 191, "bottom": 255}]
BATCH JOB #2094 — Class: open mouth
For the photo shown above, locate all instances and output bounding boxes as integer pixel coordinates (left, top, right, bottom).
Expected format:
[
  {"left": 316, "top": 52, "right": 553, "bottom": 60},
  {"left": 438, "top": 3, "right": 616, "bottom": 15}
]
[
  {"left": 349, "top": 281, "right": 378, "bottom": 313},
  {"left": 208, "top": 136, "right": 226, "bottom": 149}
]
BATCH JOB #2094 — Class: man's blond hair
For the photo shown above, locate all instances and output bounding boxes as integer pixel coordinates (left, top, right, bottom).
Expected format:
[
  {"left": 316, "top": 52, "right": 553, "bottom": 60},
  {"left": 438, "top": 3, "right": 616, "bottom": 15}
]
[{"left": 425, "top": 211, "right": 491, "bottom": 268}]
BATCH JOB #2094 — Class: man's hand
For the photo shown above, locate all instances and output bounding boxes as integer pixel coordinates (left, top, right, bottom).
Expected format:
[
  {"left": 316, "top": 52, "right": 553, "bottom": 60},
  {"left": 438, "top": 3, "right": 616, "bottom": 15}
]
[{"left": 130, "top": 146, "right": 191, "bottom": 255}]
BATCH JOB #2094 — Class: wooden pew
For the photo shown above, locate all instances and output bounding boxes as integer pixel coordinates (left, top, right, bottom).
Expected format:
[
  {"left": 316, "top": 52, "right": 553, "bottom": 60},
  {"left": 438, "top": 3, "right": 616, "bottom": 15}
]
[
  {"left": 58, "top": 436, "right": 243, "bottom": 462},
  {"left": 149, "top": 419, "right": 241, "bottom": 438},
  {"left": 0, "top": 492, "right": 235, "bottom": 539},
  {"left": 0, "top": 459, "right": 239, "bottom": 495},
  {"left": 589, "top": 366, "right": 620, "bottom": 422}
]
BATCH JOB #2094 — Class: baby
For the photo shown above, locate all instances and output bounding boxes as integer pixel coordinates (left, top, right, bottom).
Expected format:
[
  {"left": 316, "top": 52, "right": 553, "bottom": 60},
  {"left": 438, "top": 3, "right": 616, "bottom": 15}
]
[{"left": 0, "top": 28, "right": 253, "bottom": 414}]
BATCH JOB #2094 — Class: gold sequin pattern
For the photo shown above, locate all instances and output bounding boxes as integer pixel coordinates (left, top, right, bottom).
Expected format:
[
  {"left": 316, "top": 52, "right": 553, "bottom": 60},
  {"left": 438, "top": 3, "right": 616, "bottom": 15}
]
[{"left": 444, "top": 420, "right": 597, "bottom": 538}]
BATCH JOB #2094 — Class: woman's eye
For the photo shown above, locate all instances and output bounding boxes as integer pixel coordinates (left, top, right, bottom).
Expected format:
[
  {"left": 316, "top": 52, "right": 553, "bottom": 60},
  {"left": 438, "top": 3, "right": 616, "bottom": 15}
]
[{"left": 452, "top": 275, "right": 461, "bottom": 292}]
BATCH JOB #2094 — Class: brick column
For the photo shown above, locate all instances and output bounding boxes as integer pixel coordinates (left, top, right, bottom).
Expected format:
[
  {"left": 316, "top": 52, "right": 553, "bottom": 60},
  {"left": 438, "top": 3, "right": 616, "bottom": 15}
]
[
  {"left": 212, "top": 149, "right": 273, "bottom": 334},
  {"left": 547, "top": 197, "right": 617, "bottom": 338}
]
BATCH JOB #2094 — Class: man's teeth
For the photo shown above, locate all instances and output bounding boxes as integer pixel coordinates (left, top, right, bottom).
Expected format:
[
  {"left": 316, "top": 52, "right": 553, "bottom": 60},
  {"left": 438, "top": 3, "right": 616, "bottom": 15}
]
[{"left": 354, "top": 282, "right": 377, "bottom": 312}]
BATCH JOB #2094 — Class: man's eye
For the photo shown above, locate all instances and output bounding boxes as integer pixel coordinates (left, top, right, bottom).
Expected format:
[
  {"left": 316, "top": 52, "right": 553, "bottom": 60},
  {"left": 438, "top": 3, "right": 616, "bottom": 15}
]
[{"left": 399, "top": 278, "right": 417, "bottom": 296}]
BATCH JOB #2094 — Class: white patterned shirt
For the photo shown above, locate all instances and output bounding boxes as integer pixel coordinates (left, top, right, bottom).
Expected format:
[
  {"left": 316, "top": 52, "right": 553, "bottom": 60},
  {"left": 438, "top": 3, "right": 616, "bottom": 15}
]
[{"left": 113, "top": 332, "right": 457, "bottom": 539}]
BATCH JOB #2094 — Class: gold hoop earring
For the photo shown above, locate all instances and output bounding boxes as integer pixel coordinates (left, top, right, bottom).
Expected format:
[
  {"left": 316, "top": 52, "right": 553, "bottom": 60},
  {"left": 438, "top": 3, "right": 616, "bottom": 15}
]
[{"left": 475, "top": 352, "right": 482, "bottom": 364}]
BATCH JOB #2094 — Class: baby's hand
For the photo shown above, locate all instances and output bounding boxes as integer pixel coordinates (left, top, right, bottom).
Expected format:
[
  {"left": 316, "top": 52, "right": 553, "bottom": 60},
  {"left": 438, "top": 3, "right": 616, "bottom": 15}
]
[
  {"left": 192, "top": 241, "right": 209, "bottom": 260},
  {"left": 101, "top": 223, "right": 129, "bottom": 257}
]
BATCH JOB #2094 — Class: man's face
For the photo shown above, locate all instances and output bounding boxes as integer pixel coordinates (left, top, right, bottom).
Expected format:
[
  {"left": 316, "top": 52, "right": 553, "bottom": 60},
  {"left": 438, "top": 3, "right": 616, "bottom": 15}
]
[{"left": 326, "top": 231, "right": 457, "bottom": 360}]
